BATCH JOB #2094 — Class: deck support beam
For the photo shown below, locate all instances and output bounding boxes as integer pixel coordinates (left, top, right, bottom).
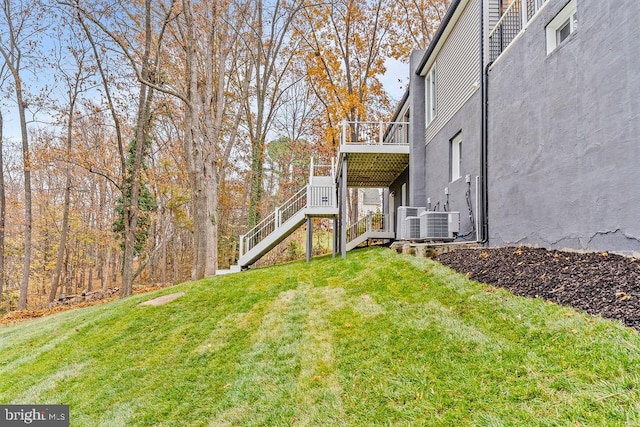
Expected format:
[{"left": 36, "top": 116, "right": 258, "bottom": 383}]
[
  {"left": 306, "top": 216, "right": 313, "bottom": 263},
  {"left": 331, "top": 215, "right": 339, "bottom": 258},
  {"left": 341, "top": 156, "right": 347, "bottom": 258}
]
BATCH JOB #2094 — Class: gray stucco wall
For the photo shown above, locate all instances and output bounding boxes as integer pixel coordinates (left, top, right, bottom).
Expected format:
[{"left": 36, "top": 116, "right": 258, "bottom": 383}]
[
  {"left": 409, "top": 50, "right": 427, "bottom": 207},
  {"left": 424, "top": 90, "right": 481, "bottom": 239},
  {"left": 488, "top": 0, "right": 640, "bottom": 255}
]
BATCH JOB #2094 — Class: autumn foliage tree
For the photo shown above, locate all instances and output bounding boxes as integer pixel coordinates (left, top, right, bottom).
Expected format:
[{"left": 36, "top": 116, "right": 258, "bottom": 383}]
[
  {"left": 390, "top": 0, "right": 450, "bottom": 52},
  {"left": 0, "top": 0, "right": 452, "bottom": 312},
  {"left": 0, "top": 0, "right": 50, "bottom": 309}
]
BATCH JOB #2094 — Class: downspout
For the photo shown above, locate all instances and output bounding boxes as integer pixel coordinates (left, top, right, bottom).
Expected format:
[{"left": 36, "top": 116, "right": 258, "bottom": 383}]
[
  {"left": 480, "top": 61, "right": 492, "bottom": 243},
  {"left": 479, "top": 0, "right": 491, "bottom": 244}
]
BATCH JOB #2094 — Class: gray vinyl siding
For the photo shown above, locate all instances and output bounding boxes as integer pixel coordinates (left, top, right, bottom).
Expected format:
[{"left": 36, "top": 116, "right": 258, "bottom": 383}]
[{"left": 425, "top": 0, "right": 481, "bottom": 144}]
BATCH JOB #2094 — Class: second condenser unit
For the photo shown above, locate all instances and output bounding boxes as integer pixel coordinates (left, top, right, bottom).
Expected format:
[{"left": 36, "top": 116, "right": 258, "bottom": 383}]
[{"left": 396, "top": 207, "right": 460, "bottom": 241}]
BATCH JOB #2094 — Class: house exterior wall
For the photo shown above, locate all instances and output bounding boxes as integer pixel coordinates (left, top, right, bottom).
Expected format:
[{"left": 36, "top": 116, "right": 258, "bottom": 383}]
[
  {"left": 424, "top": 0, "right": 481, "bottom": 143},
  {"left": 409, "top": 50, "right": 427, "bottom": 206},
  {"left": 424, "top": 91, "right": 481, "bottom": 238},
  {"left": 417, "top": 0, "right": 481, "bottom": 239},
  {"left": 389, "top": 167, "right": 409, "bottom": 233},
  {"left": 358, "top": 188, "right": 381, "bottom": 215},
  {"left": 488, "top": 0, "right": 640, "bottom": 255}
]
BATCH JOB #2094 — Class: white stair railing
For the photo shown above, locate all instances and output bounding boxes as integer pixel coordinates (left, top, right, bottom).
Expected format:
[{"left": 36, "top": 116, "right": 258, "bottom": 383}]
[
  {"left": 237, "top": 156, "right": 338, "bottom": 266},
  {"left": 279, "top": 186, "right": 308, "bottom": 225},
  {"left": 346, "top": 212, "right": 386, "bottom": 244},
  {"left": 240, "top": 186, "right": 308, "bottom": 257}
]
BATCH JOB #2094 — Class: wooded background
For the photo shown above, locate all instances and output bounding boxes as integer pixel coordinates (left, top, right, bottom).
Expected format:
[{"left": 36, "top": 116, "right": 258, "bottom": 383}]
[{"left": 0, "top": 0, "right": 448, "bottom": 312}]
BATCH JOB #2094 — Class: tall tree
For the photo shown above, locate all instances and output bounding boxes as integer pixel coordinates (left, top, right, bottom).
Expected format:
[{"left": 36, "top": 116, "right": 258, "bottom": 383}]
[
  {"left": 242, "top": 0, "right": 305, "bottom": 228},
  {"left": 66, "top": 0, "right": 176, "bottom": 296},
  {"left": 0, "top": 110, "right": 5, "bottom": 303},
  {"left": 297, "top": 0, "right": 397, "bottom": 223},
  {"left": 0, "top": 0, "right": 47, "bottom": 309},
  {"left": 48, "top": 20, "right": 92, "bottom": 302},
  {"left": 168, "top": 0, "right": 250, "bottom": 277},
  {"left": 391, "top": 0, "right": 450, "bottom": 52}
]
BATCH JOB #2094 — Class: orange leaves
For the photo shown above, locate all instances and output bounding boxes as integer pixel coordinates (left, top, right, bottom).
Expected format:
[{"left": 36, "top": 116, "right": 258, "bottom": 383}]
[{"left": 296, "top": 0, "right": 433, "bottom": 146}]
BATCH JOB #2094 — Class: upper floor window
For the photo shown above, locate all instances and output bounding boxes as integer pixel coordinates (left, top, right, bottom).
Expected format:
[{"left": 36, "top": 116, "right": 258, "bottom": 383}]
[
  {"left": 546, "top": 0, "right": 577, "bottom": 54},
  {"left": 425, "top": 64, "right": 437, "bottom": 126}
]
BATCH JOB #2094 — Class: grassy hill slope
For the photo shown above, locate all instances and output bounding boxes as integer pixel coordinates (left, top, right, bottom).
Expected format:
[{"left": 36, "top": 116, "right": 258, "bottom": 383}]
[{"left": 1, "top": 247, "right": 640, "bottom": 426}]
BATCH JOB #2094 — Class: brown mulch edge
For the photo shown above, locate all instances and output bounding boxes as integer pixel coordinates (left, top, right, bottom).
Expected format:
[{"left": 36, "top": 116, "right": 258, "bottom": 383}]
[
  {"left": 1, "top": 284, "right": 168, "bottom": 326},
  {"left": 436, "top": 246, "right": 640, "bottom": 330}
]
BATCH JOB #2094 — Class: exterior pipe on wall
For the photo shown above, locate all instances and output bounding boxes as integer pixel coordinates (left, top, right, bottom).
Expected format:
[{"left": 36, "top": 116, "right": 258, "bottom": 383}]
[
  {"left": 475, "top": 176, "right": 480, "bottom": 241},
  {"left": 480, "top": 60, "right": 492, "bottom": 243},
  {"left": 479, "top": 0, "right": 490, "bottom": 244}
]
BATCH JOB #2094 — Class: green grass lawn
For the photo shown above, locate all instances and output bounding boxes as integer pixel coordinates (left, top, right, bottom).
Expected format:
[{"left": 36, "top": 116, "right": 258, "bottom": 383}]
[{"left": 2, "top": 247, "right": 640, "bottom": 426}]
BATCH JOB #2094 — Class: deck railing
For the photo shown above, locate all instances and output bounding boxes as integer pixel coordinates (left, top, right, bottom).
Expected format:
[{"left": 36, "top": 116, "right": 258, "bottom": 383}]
[
  {"left": 308, "top": 185, "right": 335, "bottom": 208},
  {"left": 346, "top": 212, "right": 386, "bottom": 243},
  {"left": 240, "top": 187, "right": 306, "bottom": 256},
  {"left": 489, "top": 0, "right": 548, "bottom": 62},
  {"left": 239, "top": 156, "right": 338, "bottom": 259},
  {"left": 239, "top": 184, "right": 337, "bottom": 258},
  {"left": 279, "top": 186, "right": 308, "bottom": 226},
  {"left": 341, "top": 121, "right": 410, "bottom": 146}
]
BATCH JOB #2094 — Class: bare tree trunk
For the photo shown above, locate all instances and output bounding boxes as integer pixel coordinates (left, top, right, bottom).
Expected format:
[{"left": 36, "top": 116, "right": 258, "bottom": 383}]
[
  {"left": 181, "top": 0, "right": 200, "bottom": 278},
  {"left": 173, "top": 240, "right": 179, "bottom": 283},
  {"left": 49, "top": 87, "right": 77, "bottom": 302},
  {"left": 110, "top": 247, "right": 117, "bottom": 288},
  {"left": 16, "top": 76, "right": 31, "bottom": 310},
  {"left": 244, "top": 0, "right": 301, "bottom": 229},
  {"left": 73, "top": 2, "right": 160, "bottom": 298},
  {"left": 246, "top": 0, "right": 266, "bottom": 230},
  {"left": 161, "top": 231, "right": 167, "bottom": 284},
  {"left": 181, "top": 0, "right": 225, "bottom": 278},
  {"left": 0, "top": 111, "right": 5, "bottom": 303},
  {"left": 64, "top": 249, "right": 72, "bottom": 295},
  {"left": 102, "top": 245, "right": 109, "bottom": 291},
  {"left": 1, "top": 0, "right": 36, "bottom": 310}
]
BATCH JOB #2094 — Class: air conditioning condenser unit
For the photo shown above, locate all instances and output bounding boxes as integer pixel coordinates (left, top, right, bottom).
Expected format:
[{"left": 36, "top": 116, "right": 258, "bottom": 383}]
[
  {"left": 397, "top": 206, "right": 426, "bottom": 240},
  {"left": 419, "top": 211, "right": 460, "bottom": 240}
]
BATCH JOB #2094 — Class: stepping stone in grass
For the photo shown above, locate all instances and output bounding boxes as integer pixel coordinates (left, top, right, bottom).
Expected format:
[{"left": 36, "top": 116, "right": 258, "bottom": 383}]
[{"left": 139, "top": 292, "right": 185, "bottom": 307}]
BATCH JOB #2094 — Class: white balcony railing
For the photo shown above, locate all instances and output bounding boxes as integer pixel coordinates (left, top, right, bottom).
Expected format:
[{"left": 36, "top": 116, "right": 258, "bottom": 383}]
[
  {"left": 308, "top": 185, "right": 335, "bottom": 208},
  {"left": 341, "top": 121, "right": 410, "bottom": 146}
]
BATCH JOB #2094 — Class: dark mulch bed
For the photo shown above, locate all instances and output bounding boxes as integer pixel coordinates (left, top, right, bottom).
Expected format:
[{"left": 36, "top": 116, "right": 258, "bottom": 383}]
[{"left": 436, "top": 246, "right": 640, "bottom": 330}]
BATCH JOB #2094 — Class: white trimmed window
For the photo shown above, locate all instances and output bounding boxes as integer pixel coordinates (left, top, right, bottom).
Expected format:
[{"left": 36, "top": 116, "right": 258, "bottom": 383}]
[
  {"left": 450, "top": 132, "right": 462, "bottom": 182},
  {"left": 546, "top": 0, "right": 577, "bottom": 54},
  {"left": 425, "top": 64, "right": 437, "bottom": 126}
]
